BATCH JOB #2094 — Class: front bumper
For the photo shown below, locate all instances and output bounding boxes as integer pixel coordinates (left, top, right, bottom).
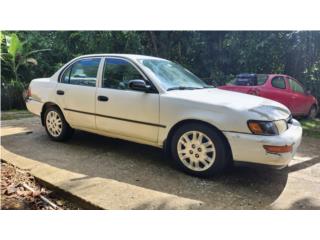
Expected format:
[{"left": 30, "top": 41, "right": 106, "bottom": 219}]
[{"left": 223, "top": 119, "right": 302, "bottom": 167}]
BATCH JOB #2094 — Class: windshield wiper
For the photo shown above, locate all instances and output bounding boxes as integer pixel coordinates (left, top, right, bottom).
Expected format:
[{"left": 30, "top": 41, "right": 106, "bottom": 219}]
[{"left": 166, "top": 86, "right": 204, "bottom": 91}]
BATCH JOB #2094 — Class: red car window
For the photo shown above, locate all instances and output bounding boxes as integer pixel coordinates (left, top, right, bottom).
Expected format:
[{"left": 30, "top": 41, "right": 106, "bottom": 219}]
[
  {"left": 229, "top": 74, "right": 268, "bottom": 86},
  {"left": 271, "top": 76, "right": 286, "bottom": 89},
  {"left": 288, "top": 78, "right": 305, "bottom": 94},
  {"left": 256, "top": 74, "right": 268, "bottom": 85}
]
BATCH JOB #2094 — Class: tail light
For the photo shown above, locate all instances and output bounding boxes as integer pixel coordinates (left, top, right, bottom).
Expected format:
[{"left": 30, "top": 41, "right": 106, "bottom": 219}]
[
  {"left": 27, "top": 86, "right": 31, "bottom": 98},
  {"left": 24, "top": 86, "right": 31, "bottom": 101}
]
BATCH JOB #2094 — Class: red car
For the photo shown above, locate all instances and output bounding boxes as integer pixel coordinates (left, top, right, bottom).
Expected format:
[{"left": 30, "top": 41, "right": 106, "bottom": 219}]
[{"left": 219, "top": 73, "right": 318, "bottom": 118}]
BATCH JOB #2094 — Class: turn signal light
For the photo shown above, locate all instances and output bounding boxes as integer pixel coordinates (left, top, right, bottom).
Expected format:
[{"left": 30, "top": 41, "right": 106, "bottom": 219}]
[
  {"left": 263, "top": 145, "right": 293, "bottom": 154},
  {"left": 248, "top": 122, "right": 264, "bottom": 134}
]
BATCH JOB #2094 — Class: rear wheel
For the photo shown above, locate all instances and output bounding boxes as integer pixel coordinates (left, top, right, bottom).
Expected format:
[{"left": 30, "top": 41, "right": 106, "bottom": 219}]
[
  {"left": 170, "top": 123, "right": 231, "bottom": 177},
  {"left": 44, "top": 106, "right": 74, "bottom": 141},
  {"left": 308, "top": 105, "right": 318, "bottom": 119}
]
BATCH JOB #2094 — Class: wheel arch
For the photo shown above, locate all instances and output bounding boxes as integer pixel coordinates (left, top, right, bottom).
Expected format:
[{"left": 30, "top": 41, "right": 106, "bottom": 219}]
[
  {"left": 164, "top": 119, "right": 233, "bottom": 161},
  {"left": 41, "top": 102, "right": 63, "bottom": 126}
]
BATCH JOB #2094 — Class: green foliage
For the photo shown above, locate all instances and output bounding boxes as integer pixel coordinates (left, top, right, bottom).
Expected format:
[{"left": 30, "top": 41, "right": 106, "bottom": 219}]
[
  {"left": 7, "top": 33, "right": 23, "bottom": 59},
  {"left": 3, "top": 31, "right": 319, "bottom": 84},
  {"left": 1, "top": 80, "right": 27, "bottom": 110},
  {"left": 300, "top": 119, "right": 320, "bottom": 139},
  {"left": 1, "top": 32, "right": 50, "bottom": 83},
  {"left": 1, "top": 31, "right": 320, "bottom": 110},
  {"left": 0, "top": 32, "right": 4, "bottom": 43}
]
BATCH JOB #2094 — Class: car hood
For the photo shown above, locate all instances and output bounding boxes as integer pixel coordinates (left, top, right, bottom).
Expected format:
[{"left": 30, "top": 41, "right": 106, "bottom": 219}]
[{"left": 164, "top": 88, "right": 291, "bottom": 121}]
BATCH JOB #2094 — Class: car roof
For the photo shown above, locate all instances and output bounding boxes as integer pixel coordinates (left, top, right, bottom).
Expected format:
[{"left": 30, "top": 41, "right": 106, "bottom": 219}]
[
  {"left": 236, "top": 73, "right": 290, "bottom": 78},
  {"left": 268, "top": 74, "right": 288, "bottom": 77},
  {"left": 76, "top": 54, "right": 167, "bottom": 61}
]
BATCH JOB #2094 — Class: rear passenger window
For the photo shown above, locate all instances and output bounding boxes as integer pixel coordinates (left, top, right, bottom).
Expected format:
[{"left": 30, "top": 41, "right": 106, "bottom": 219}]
[
  {"left": 257, "top": 74, "right": 268, "bottom": 85},
  {"left": 61, "top": 58, "right": 101, "bottom": 87},
  {"left": 271, "top": 76, "right": 286, "bottom": 89},
  {"left": 61, "top": 67, "right": 71, "bottom": 84},
  {"left": 229, "top": 74, "right": 268, "bottom": 86},
  {"left": 288, "top": 78, "right": 304, "bottom": 93}
]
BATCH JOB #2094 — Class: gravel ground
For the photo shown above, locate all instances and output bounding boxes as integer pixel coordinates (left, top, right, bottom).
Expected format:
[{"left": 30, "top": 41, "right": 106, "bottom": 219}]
[{"left": 1, "top": 161, "right": 81, "bottom": 210}]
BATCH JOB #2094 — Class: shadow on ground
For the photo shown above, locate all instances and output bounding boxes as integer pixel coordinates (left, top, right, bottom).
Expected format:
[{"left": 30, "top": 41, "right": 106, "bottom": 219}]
[{"left": 2, "top": 119, "right": 320, "bottom": 209}]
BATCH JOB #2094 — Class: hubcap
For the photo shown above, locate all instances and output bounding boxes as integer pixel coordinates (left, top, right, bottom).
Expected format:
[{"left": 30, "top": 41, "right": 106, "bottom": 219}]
[
  {"left": 46, "top": 111, "right": 62, "bottom": 137},
  {"left": 177, "top": 131, "right": 216, "bottom": 171}
]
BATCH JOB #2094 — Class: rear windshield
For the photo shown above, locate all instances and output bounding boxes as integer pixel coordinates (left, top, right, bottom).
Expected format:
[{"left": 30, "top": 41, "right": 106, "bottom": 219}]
[{"left": 228, "top": 74, "right": 268, "bottom": 86}]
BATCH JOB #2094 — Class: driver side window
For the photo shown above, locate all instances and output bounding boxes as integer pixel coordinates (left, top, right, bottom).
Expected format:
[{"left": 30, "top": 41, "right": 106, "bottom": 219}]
[{"left": 103, "top": 58, "right": 145, "bottom": 90}]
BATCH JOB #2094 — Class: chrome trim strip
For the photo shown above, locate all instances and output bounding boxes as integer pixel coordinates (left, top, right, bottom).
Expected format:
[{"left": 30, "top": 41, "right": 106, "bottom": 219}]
[{"left": 63, "top": 108, "right": 166, "bottom": 128}]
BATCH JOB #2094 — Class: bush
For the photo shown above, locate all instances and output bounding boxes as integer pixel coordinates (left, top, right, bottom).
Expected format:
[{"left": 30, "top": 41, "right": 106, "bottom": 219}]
[{"left": 1, "top": 80, "right": 27, "bottom": 111}]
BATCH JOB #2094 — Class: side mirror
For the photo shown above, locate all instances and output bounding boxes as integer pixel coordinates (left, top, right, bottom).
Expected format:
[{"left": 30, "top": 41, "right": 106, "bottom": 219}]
[
  {"left": 306, "top": 89, "right": 312, "bottom": 95},
  {"left": 129, "top": 79, "right": 152, "bottom": 92}
]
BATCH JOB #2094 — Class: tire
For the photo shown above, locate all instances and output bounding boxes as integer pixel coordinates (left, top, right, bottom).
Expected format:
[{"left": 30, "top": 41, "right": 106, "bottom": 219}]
[
  {"left": 308, "top": 105, "right": 318, "bottom": 120},
  {"left": 44, "top": 106, "right": 74, "bottom": 141},
  {"left": 170, "top": 123, "right": 231, "bottom": 177}
]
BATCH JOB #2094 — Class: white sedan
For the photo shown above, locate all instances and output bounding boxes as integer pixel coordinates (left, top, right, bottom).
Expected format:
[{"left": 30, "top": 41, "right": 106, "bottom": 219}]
[{"left": 26, "top": 54, "right": 302, "bottom": 177}]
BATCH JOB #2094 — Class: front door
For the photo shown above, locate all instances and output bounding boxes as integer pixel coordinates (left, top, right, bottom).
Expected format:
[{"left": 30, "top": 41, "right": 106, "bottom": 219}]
[{"left": 95, "top": 57, "right": 160, "bottom": 143}]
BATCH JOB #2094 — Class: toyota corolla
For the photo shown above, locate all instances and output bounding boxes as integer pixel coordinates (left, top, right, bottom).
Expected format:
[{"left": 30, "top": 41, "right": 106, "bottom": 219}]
[{"left": 25, "top": 54, "right": 302, "bottom": 177}]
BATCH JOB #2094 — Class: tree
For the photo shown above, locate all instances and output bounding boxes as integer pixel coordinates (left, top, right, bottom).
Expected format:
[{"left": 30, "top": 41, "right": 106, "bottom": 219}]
[
  {"left": 1, "top": 31, "right": 320, "bottom": 110},
  {"left": 1, "top": 33, "right": 50, "bottom": 82}
]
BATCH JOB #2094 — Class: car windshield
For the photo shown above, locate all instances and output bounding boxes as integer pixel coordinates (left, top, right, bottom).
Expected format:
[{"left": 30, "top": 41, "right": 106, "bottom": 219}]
[
  {"left": 228, "top": 74, "right": 268, "bottom": 86},
  {"left": 139, "top": 59, "right": 212, "bottom": 91}
]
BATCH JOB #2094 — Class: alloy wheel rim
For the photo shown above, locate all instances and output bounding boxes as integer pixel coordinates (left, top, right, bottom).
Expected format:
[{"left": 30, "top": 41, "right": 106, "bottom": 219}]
[
  {"left": 177, "top": 131, "right": 216, "bottom": 171},
  {"left": 46, "top": 111, "right": 62, "bottom": 137}
]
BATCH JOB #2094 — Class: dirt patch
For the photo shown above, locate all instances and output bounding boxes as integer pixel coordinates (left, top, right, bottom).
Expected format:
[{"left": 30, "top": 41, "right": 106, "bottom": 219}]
[{"left": 1, "top": 161, "right": 81, "bottom": 210}]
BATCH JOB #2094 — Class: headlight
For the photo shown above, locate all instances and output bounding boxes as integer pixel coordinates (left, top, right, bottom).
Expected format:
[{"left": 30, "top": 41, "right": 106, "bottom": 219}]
[
  {"left": 274, "top": 120, "right": 288, "bottom": 134},
  {"left": 247, "top": 120, "right": 287, "bottom": 135}
]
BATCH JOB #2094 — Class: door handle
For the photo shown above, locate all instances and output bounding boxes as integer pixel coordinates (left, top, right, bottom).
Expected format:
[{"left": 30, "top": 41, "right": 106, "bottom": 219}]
[
  {"left": 56, "top": 90, "right": 64, "bottom": 95},
  {"left": 97, "top": 95, "right": 109, "bottom": 102}
]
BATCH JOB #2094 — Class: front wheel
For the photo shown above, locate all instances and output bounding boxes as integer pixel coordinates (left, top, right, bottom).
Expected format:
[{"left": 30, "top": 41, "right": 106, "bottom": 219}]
[
  {"left": 44, "top": 106, "right": 74, "bottom": 141},
  {"left": 170, "top": 123, "right": 231, "bottom": 177}
]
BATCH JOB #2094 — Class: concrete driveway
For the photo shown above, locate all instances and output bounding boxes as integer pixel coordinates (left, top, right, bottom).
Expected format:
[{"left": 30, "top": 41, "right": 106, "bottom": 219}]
[{"left": 1, "top": 117, "right": 320, "bottom": 209}]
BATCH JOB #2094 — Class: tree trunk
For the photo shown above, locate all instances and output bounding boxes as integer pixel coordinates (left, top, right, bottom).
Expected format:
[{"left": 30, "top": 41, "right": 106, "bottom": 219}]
[{"left": 149, "top": 31, "right": 158, "bottom": 56}]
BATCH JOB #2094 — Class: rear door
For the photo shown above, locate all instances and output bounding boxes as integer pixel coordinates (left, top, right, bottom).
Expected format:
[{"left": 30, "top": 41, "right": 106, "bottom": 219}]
[
  {"left": 55, "top": 57, "right": 101, "bottom": 129},
  {"left": 287, "top": 77, "right": 309, "bottom": 115}
]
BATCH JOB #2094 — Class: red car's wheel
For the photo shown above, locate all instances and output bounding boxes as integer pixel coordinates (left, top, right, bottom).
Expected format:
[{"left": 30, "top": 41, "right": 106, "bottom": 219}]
[{"left": 308, "top": 105, "right": 318, "bottom": 119}]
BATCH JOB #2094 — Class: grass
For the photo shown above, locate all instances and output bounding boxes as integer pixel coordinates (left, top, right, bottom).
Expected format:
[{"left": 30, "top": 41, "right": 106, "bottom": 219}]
[
  {"left": 1, "top": 110, "right": 34, "bottom": 121},
  {"left": 300, "top": 118, "right": 320, "bottom": 139}
]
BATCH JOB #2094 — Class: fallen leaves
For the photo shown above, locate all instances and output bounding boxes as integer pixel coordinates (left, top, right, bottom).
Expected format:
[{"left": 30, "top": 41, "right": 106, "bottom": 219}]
[
  {"left": 5, "top": 184, "right": 17, "bottom": 195},
  {"left": 1, "top": 161, "right": 80, "bottom": 210}
]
